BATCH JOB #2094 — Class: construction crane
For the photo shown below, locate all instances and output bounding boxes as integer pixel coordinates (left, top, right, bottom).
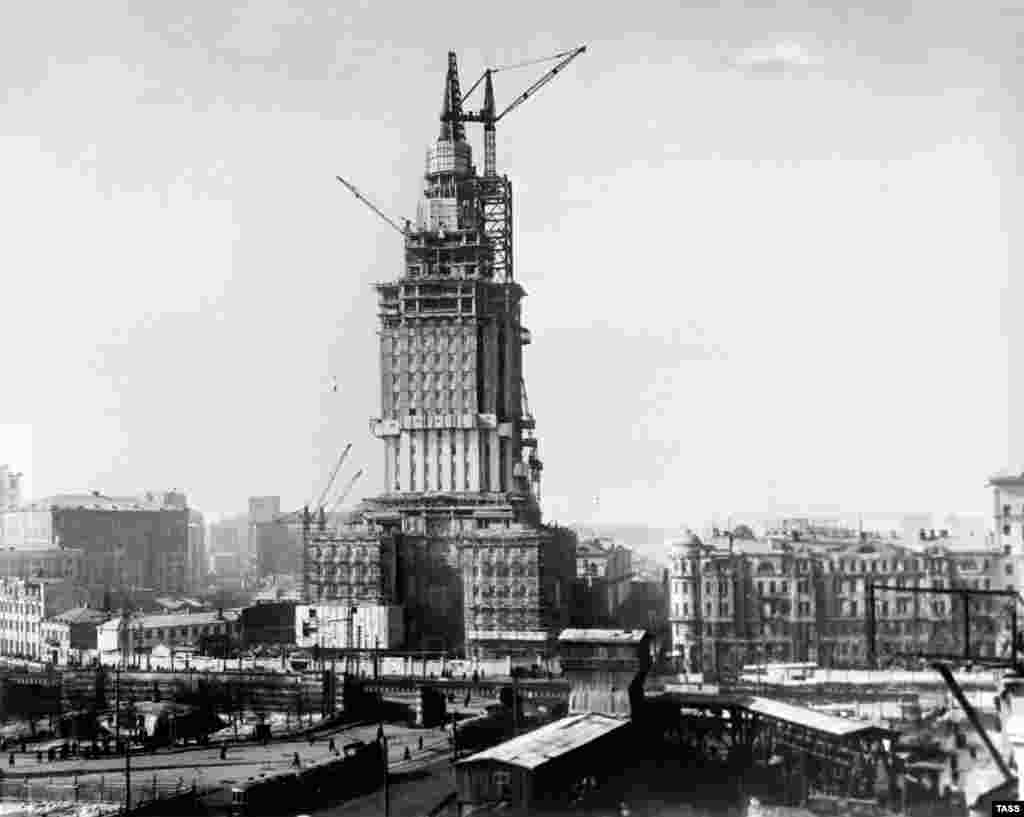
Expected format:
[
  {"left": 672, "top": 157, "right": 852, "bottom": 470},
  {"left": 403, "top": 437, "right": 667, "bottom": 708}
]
[
  {"left": 455, "top": 45, "right": 587, "bottom": 176},
  {"left": 312, "top": 443, "right": 353, "bottom": 511},
  {"left": 336, "top": 175, "right": 411, "bottom": 237},
  {"left": 250, "top": 443, "right": 353, "bottom": 528},
  {"left": 328, "top": 469, "right": 364, "bottom": 519}
]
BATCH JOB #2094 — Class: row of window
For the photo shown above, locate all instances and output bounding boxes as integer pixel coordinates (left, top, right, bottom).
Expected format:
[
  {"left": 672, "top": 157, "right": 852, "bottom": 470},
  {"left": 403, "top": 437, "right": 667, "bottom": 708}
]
[
  {"left": 385, "top": 329, "right": 477, "bottom": 354},
  {"left": 388, "top": 353, "right": 475, "bottom": 371},
  {"left": 131, "top": 623, "right": 231, "bottom": 641}
]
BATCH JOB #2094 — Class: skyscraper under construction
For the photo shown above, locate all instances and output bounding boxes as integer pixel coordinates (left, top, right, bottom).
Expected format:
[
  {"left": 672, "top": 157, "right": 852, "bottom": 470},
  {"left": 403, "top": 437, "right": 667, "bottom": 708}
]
[{"left": 307, "top": 51, "right": 582, "bottom": 658}]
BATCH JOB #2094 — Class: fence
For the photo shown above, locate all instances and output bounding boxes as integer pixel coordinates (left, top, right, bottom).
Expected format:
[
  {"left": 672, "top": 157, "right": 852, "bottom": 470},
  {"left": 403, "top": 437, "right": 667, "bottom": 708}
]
[{"left": 0, "top": 773, "right": 214, "bottom": 808}]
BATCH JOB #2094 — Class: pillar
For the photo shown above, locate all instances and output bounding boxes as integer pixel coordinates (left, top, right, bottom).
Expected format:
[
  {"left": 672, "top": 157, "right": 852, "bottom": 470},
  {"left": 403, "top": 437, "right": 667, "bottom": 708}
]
[{"left": 455, "top": 430, "right": 467, "bottom": 492}]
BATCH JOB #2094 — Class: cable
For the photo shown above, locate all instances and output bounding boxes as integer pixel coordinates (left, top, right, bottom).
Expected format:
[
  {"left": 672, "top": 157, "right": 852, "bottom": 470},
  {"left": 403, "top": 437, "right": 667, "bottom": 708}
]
[{"left": 492, "top": 49, "right": 579, "bottom": 74}]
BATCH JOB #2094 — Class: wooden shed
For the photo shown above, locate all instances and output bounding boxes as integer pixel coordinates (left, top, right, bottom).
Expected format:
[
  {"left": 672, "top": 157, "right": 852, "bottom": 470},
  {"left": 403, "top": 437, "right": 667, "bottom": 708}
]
[{"left": 454, "top": 712, "right": 632, "bottom": 815}]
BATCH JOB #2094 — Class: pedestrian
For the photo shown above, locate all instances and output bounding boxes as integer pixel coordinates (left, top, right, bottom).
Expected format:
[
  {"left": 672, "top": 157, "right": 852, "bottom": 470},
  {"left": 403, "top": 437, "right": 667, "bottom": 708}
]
[
  {"left": 7, "top": 753, "right": 13, "bottom": 767},
  {"left": 328, "top": 738, "right": 336, "bottom": 754},
  {"left": 20, "top": 741, "right": 25, "bottom": 753},
  {"left": 418, "top": 736, "right": 423, "bottom": 751},
  {"left": 404, "top": 746, "right": 411, "bottom": 761},
  {"left": 309, "top": 734, "right": 315, "bottom": 746},
  {"left": 292, "top": 752, "right": 301, "bottom": 769},
  {"left": 220, "top": 744, "right": 227, "bottom": 760},
  {"left": 465, "top": 691, "right": 471, "bottom": 708},
  {"left": 36, "top": 750, "right": 42, "bottom": 764}
]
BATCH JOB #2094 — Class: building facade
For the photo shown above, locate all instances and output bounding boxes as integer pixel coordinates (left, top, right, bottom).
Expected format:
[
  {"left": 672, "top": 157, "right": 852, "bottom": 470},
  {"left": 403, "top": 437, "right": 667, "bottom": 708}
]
[
  {"left": 295, "top": 602, "right": 404, "bottom": 650},
  {"left": 98, "top": 610, "right": 241, "bottom": 657},
  {"left": 0, "top": 578, "right": 90, "bottom": 660},
  {"left": 669, "top": 529, "right": 1017, "bottom": 675},
  {"left": 249, "top": 496, "right": 301, "bottom": 578},
  {"left": 0, "top": 465, "right": 23, "bottom": 513},
  {"left": 41, "top": 606, "right": 107, "bottom": 666},
  {"left": 571, "top": 538, "right": 633, "bottom": 626},
  {"left": 3, "top": 494, "right": 190, "bottom": 594},
  {"left": 306, "top": 52, "right": 576, "bottom": 657}
]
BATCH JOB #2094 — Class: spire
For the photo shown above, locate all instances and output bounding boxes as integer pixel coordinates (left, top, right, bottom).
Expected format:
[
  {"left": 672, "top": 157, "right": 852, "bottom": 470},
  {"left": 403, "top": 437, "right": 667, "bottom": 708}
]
[{"left": 439, "top": 51, "right": 465, "bottom": 142}]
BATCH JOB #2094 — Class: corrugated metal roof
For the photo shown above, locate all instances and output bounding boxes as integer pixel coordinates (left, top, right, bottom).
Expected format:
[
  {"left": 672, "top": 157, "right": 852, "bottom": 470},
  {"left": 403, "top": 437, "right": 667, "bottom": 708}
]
[
  {"left": 558, "top": 629, "right": 648, "bottom": 643},
  {"left": 747, "top": 697, "right": 888, "bottom": 737},
  {"left": 456, "top": 713, "right": 629, "bottom": 771}
]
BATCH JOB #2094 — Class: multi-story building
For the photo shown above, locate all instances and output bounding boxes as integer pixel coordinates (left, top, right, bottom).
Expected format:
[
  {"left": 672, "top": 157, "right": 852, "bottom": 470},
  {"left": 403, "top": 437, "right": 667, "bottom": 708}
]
[
  {"left": 0, "top": 465, "right": 23, "bottom": 513},
  {"left": 208, "top": 515, "right": 250, "bottom": 582},
  {"left": 669, "top": 527, "right": 1015, "bottom": 674},
  {"left": 305, "top": 52, "right": 576, "bottom": 658},
  {"left": 0, "top": 547, "right": 82, "bottom": 582},
  {"left": 249, "top": 497, "right": 301, "bottom": 578},
  {"left": 187, "top": 509, "right": 206, "bottom": 592},
  {"left": 0, "top": 578, "right": 90, "bottom": 660},
  {"left": 97, "top": 610, "right": 241, "bottom": 658},
  {"left": 41, "top": 606, "right": 108, "bottom": 666},
  {"left": 990, "top": 472, "right": 1024, "bottom": 566},
  {"left": 571, "top": 538, "right": 634, "bottom": 626},
  {"left": 295, "top": 602, "right": 404, "bottom": 650},
  {"left": 1, "top": 493, "right": 190, "bottom": 594}
]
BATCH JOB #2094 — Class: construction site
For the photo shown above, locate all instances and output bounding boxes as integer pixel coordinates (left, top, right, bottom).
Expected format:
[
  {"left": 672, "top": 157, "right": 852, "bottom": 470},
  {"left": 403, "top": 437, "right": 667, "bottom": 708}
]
[{"left": 302, "top": 48, "right": 588, "bottom": 660}]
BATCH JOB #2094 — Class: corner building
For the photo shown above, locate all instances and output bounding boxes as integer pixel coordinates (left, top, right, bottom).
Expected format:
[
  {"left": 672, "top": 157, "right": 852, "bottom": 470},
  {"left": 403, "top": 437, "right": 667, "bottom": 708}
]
[{"left": 307, "top": 53, "right": 575, "bottom": 657}]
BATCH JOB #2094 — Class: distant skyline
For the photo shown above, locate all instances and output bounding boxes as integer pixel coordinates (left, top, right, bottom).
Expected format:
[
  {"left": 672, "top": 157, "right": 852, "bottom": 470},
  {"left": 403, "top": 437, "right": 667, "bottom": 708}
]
[{"left": 2, "top": 1, "right": 1021, "bottom": 527}]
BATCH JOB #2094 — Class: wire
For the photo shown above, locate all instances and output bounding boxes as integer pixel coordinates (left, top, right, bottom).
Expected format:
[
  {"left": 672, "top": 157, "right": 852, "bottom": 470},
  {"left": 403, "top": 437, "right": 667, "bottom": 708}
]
[{"left": 492, "top": 48, "right": 579, "bottom": 74}]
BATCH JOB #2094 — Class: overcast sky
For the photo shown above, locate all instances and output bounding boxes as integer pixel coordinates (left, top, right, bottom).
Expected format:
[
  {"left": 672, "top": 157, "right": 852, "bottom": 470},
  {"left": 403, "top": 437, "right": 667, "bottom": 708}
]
[{"left": 1, "top": 1, "right": 1021, "bottom": 528}]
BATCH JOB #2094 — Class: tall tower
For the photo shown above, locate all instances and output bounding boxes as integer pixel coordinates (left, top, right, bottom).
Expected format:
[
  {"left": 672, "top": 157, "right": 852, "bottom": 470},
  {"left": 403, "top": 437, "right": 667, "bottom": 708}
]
[
  {"left": 348, "top": 53, "right": 574, "bottom": 658},
  {"left": 371, "top": 53, "right": 541, "bottom": 508}
]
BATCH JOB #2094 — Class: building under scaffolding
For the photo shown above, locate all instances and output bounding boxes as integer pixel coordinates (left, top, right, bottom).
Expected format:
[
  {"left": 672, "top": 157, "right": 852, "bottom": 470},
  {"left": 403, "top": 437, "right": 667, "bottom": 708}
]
[{"left": 309, "top": 52, "right": 581, "bottom": 657}]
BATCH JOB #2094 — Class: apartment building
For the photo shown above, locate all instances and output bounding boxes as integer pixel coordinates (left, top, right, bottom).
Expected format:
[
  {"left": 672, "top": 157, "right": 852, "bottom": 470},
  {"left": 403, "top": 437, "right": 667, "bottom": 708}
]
[
  {"left": 0, "top": 578, "right": 89, "bottom": 660},
  {"left": 669, "top": 528, "right": 1015, "bottom": 675}
]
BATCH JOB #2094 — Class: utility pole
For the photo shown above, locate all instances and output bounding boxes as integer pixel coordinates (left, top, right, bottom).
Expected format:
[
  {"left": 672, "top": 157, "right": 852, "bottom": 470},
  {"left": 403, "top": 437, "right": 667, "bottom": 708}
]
[{"left": 377, "top": 718, "right": 389, "bottom": 817}]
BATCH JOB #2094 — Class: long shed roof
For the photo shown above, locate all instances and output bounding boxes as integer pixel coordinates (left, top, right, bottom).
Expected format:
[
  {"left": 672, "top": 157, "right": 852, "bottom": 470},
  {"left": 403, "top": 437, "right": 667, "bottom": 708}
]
[
  {"left": 456, "top": 712, "right": 629, "bottom": 771},
  {"left": 746, "top": 697, "right": 892, "bottom": 738}
]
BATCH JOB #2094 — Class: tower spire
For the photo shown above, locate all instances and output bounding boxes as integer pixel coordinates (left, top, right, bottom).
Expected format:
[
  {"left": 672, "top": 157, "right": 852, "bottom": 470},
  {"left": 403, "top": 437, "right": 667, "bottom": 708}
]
[{"left": 439, "top": 51, "right": 465, "bottom": 142}]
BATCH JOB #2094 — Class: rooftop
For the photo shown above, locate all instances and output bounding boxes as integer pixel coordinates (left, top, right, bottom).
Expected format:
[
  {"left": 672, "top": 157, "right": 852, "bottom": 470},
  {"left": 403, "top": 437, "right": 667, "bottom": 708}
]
[
  {"left": 746, "top": 697, "right": 892, "bottom": 738},
  {"left": 103, "top": 611, "right": 234, "bottom": 630},
  {"left": 456, "top": 712, "right": 629, "bottom": 771},
  {"left": 558, "top": 628, "right": 649, "bottom": 644},
  {"left": 53, "top": 607, "right": 109, "bottom": 625}
]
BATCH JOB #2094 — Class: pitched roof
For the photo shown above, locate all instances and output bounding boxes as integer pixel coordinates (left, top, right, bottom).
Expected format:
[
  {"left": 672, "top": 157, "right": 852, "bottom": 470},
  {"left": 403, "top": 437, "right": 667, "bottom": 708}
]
[
  {"left": 53, "top": 607, "right": 108, "bottom": 625},
  {"left": 456, "top": 712, "right": 629, "bottom": 770}
]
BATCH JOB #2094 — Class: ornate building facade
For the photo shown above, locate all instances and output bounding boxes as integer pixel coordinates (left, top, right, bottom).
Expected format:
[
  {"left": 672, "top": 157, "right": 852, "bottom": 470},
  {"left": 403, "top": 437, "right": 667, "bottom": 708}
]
[
  {"left": 306, "top": 53, "right": 576, "bottom": 657},
  {"left": 670, "top": 530, "right": 1017, "bottom": 674}
]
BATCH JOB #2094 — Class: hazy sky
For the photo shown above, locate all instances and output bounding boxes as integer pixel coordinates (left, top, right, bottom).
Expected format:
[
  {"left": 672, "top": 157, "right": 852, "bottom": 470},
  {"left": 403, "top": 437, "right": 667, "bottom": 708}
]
[{"left": 1, "top": 1, "right": 1021, "bottom": 528}]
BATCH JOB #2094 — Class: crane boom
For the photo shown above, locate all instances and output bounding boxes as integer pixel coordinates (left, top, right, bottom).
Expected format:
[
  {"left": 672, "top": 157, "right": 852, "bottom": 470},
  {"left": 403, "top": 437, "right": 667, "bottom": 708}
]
[
  {"left": 330, "top": 469, "right": 364, "bottom": 516},
  {"left": 314, "top": 443, "right": 353, "bottom": 510},
  {"left": 336, "top": 176, "right": 410, "bottom": 236},
  {"left": 495, "top": 45, "right": 586, "bottom": 123}
]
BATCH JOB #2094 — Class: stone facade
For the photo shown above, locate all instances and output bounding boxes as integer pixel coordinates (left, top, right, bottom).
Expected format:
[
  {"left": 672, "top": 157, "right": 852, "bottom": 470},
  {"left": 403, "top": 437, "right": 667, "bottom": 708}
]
[
  {"left": 669, "top": 530, "right": 1017, "bottom": 674},
  {"left": 308, "top": 54, "right": 576, "bottom": 658}
]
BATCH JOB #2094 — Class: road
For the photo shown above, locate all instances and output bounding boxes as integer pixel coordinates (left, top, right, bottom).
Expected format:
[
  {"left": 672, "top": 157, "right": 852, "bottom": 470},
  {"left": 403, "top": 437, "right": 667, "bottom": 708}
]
[
  {"left": 309, "top": 747, "right": 456, "bottom": 817},
  {"left": 3, "top": 721, "right": 459, "bottom": 798}
]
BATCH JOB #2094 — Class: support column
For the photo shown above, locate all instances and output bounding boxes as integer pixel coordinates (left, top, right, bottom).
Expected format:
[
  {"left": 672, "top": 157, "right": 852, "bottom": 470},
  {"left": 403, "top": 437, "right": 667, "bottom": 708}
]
[
  {"left": 455, "top": 429, "right": 467, "bottom": 492},
  {"left": 467, "top": 431, "right": 480, "bottom": 493},
  {"left": 398, "top": 433, "right": 411, "bottom": 493},
  {"left": 415, "top": 430, "right": 427, "bottom": 493},
  {"left": 489, "top": 430, "right": 501, "bottom": 494},
  {"left": 440, "top": 430, "right": 453, "bottom": 492}
]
